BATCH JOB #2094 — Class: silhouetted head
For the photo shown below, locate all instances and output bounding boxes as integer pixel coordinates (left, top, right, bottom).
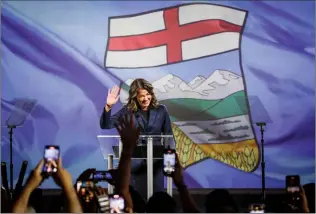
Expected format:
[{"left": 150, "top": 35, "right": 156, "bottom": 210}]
[
  {"left": 128, "top": 186, "right": 146, "bottom": 213},
  {"left": 205, "top": 189, "right": 239, "bottom": 213},
  {"left": 127, "top": 78, "right": 158, "bottom": 112},
  {"left": 303, "top": 183, "right": 315, "bottom": 213},
  {"left": 146, "top": 191, "right": 177, "bottom": 213}
]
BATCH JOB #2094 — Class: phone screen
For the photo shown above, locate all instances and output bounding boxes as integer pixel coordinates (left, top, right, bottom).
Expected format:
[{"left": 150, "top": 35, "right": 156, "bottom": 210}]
[
  {"left": 97, "top": 195, "right": 110, "bottom": 212},
  {"left": 77, "top": 181, "right": 95, "bottom": 203},
  {"left": 109, "top": 194, "right": 125, "bottom": 213},
  {"left": 285, "top": 175, "right": 301, "bottom": 205},
  {"left": 92, "top": 171, "right": 112, "bottom": 181},
  {"left": 163, "top": 149, "right": 176, "bottom": 176},
  {"left": 249, "top": 204, "right": 265, "bottom": 213},
  {"left": 76, "top": 181, "right": 94, "bottom": 192},
  {"left": 42, "top": 145, "right": 59, "bottom": 175},
  {"left": 286, "top": 175, "right": 300, "bottom": 193}
]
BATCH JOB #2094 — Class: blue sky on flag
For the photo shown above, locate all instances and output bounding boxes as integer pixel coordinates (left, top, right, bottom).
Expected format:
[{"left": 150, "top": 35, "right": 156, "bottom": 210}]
[{"left": 1, "top": 0, "right": 314, "bottom": 189}]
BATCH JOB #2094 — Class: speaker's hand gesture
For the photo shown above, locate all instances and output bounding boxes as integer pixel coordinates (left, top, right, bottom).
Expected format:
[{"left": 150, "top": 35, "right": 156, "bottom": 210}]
[{"left": 106, "top": 86, "right": 120, "bottom": 107}]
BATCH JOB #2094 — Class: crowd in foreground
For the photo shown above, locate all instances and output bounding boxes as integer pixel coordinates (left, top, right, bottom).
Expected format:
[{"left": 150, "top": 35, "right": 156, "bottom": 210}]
[{"left": 1, "top": 114, "right": 315, "bottom": 213}]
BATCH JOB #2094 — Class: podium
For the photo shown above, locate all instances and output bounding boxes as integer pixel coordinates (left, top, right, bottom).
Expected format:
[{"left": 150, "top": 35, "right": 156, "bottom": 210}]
[{"left": 97, "top": 135, "right": 174, "bottom": 200}]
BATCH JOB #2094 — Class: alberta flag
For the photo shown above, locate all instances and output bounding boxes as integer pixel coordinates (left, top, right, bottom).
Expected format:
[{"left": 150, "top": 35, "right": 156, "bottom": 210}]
[
  {"left": 2, "top": 0, "right": 314, "bottom": 189},
  {"left": 105, "top": 3, "right": 259, "bottom": 172}
]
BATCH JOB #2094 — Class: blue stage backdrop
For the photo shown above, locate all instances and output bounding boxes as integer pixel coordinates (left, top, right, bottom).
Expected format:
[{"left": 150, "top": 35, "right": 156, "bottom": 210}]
[{"left": 1, "top": 1, "right": 315, "bottom": 189}]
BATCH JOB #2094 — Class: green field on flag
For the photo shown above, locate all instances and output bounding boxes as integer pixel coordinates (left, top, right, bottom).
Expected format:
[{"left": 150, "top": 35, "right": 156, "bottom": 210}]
[{"left": 161, "top": 90, "right": 248, "bottom": 121}]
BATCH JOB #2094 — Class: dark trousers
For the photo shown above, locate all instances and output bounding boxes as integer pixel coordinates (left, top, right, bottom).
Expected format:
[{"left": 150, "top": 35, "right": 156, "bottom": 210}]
[{"left": 130, "top": 159, "right": 164, "bottom": 200}]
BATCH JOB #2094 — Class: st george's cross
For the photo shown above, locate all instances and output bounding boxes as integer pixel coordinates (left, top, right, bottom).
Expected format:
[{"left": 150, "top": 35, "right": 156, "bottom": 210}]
[{"left": 105, "top": 3, "right": 246, "bottom": 68}]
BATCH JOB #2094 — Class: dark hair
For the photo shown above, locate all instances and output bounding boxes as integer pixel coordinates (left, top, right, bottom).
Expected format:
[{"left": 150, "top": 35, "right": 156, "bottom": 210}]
[
  {"left": 126, "top": 78, "right": 159, "bottom": 112},
  {"left": 146, "top": 191, "right": 177, "bottom": 213},
  {"left": 205, "top": 189, "right": 239, "bottom": 213},
  {"left": 303, "top": 183, "right": 315, "bottom": 213}
]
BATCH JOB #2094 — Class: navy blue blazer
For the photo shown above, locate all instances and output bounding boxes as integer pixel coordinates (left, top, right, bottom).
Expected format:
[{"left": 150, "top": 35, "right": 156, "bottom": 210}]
[{"left": 100, "top": 104, "right": 174, "bottom": 141}]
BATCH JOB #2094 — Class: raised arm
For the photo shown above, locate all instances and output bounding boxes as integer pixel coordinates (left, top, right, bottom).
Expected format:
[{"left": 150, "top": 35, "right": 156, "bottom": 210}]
[
  {"left": 114, "top": 113, "right": 140, "bottom": 213},
  {"left": 173, "top": 154, "right": 200, "bottom": 213},
  {"left": 12, "top": 160, "right": 44, "bottom": 213},
  {"left": 100, "top": 106, "right": 125, "bottom": 129},
  {"left": 100, "top": 86, "right": 122, "bottom": 129},
  {"left": 53, "top": 158, "right": 82, "bottom": 213}
]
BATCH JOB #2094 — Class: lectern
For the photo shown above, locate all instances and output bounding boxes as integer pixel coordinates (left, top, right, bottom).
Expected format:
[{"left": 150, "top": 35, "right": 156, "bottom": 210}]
[{"left": 97, "top": 135, "right": 174, "bottom": 199}]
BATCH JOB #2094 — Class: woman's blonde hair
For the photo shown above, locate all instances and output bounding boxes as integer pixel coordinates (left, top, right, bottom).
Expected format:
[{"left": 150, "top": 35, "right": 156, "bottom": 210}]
[{"left": 126, "top": 78, "right": 159, "bottom": 112}]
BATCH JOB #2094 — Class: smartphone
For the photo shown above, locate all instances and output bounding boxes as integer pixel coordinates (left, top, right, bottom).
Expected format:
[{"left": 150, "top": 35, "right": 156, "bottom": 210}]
[
  {"left": 109, "top": 194, "right": 125, "bottom": 213},
  {"left": 163, "top": 149, "right": 176, "bottom": 176},
  {"left": 92, "top": 171, "right": 113, "bottom": 181},
  {"left": 285, "top": 175, "right": 301, "bottom": 204},
  {"left": 42, "top": 145, "right": 60, "bottom": 176},
  {"left": 97, "top": 194, "right": 110, "bottom": 213},
  {"left": 249, "top": 203, "right": 265, "bottom": 213},
  {"left": 76, "top": 180, "right": 95, "bottom": 192},
  {"left": 286, "top": 175, "right": 300, "bottom": 193},
  {"left": 76, "top": 181, "right": 95, "bottom": 203}
]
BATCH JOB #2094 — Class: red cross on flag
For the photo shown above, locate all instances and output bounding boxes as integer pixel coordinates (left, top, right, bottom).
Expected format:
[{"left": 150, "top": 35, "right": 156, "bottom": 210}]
[{"left": 105, "top": 3, "right": 247, "bottom": 68}]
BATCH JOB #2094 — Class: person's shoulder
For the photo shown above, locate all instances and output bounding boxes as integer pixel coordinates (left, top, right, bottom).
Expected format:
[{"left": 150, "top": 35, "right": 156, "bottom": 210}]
[
  {"left": 121, "top": 105, "right": 136, "bottom": 114},
  {"left": 157, "top": 104, "right": 168, "bottom": 112},
  {"left": 121, "top": 105, "right": 130, "bottom": 112},
  {"left": 114, "top": 105, "right": 128, "bottom": 114}
]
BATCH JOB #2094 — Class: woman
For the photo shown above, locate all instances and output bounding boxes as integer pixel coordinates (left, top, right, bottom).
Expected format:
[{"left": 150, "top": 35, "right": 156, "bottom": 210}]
[
  {"left": 100, "top": 78, "right": 173, "bottom": 136},
  {"left": 100, "top": 78, "right": 175, "bottom": 199}
]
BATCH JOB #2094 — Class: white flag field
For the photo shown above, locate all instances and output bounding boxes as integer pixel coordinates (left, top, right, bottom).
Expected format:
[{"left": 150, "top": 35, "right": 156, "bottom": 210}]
[{"left": 105, "top": 3, "right": 247, "bottom": 68}]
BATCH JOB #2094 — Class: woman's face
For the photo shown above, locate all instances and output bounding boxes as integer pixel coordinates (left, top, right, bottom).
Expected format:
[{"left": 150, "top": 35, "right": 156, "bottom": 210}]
[{"left": 136, "top": 88, "right": 152, "bottom": 110}]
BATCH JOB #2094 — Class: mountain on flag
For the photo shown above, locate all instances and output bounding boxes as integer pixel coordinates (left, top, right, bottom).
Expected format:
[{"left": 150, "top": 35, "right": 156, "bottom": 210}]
[{"left": 105, "top": 3, "right": 259, "bottom": 172}]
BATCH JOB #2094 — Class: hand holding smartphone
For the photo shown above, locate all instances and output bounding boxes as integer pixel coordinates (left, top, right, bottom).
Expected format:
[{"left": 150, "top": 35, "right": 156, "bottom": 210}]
[
  {"left": 76, "top": 180, "right": 96, "bottom": 203},
  {"left": 286, "top": 175, "right": 300, "bottom": 194},
  {"left": 249, "top": 203, "right": 265, "bottom": 213},
  {"left": 285, "top": 175, "right": 301, "bottom": 206},
  {"left": 42, "top": 145, "right": 60, "bottom": 177},
  {"left": 76, "top": 180, "right": 111, "bottom": 212},
  {"left": 109, "top": 194, "right": 125, "bottom": 213},
  {"left": 97, "top": 193, "right": 110, "bottom": 213},
  {"left": 163, "top": 149, "right": 176, "bottom": 177}
]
